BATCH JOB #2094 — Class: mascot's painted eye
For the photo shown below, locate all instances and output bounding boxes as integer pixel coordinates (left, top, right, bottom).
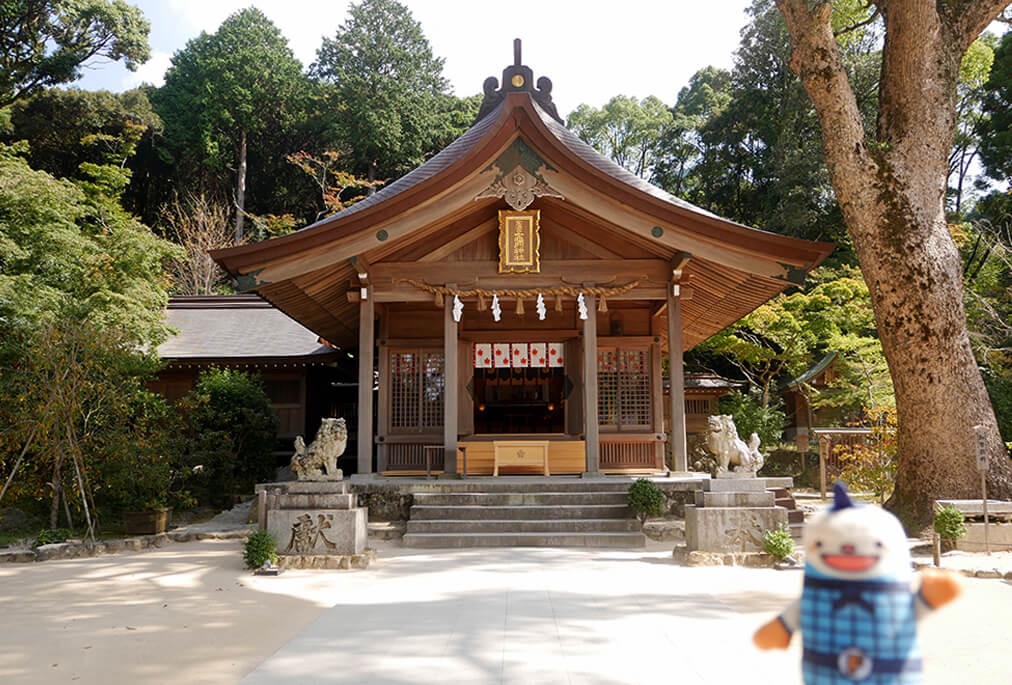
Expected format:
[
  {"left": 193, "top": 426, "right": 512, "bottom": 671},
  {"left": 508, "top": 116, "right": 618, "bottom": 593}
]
[
  {"left": 875, "top": 541, "right": 883, "bottom": 548},
  {"left": 814, "top": 541, "right": 823, "bottom": 548}
]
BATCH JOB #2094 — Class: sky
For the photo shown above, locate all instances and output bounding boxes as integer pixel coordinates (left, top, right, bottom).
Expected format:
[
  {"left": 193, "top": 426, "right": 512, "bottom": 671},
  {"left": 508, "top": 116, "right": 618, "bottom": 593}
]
[{"left": 75, "top": 0, "right": 755, "bottom": 116}]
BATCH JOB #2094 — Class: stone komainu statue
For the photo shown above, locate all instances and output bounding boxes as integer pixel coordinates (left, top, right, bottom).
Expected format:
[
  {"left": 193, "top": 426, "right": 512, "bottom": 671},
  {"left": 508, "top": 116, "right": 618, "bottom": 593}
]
[
  {"left": 705, "top": 414, "right": 764, "bottom": 474},
  {"left": 291, "top": 418, "right": 348, "bottom": 481}
]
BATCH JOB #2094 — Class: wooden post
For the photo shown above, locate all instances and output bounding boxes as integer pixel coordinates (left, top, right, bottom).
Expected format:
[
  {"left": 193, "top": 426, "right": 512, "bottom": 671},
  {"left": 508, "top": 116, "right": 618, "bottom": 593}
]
[
  {"left": 357, "top": 284, "right": 374, "bottom": 475},
  {"left": 443, "top": 292, "right": 458, "bottom": 475},
  {"left": 582, "top": 293, "right": 600, "bottom": 476},
  {"left": 667, "top": 284, "right": 687, "bottom": 472}
]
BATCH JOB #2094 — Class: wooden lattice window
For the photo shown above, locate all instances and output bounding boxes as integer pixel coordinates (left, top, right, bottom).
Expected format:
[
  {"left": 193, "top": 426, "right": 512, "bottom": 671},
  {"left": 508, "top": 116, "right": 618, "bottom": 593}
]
[
  {"left": 685, "top": 398, "right": 714, "bottom": 415},
  {"left": 389, "top": 349, "right": 444, "bottom": 432},
  {"left": 598, "top": 346, "right": 651, "bottom": 430}
]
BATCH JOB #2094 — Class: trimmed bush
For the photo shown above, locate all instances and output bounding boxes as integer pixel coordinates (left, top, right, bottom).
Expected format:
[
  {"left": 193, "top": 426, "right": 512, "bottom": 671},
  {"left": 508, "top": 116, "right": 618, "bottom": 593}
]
[
  {"left": 763, "top": 524, "right": 795, "bottom": 562},
  {"left": 243, "top": 529, "right": 278, "bottom": 569},
  {"left": 628, "top": 478, "right": 667, "bottom": 522},
  {"left": 933, "top": 504, "right": 967, "bottom": 544}
]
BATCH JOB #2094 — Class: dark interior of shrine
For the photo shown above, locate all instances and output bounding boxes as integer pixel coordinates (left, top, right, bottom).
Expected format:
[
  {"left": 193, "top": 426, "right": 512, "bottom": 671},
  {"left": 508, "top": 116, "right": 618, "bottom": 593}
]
[{"left": 472, "top": 367, "right": 566, "bottom": 434}]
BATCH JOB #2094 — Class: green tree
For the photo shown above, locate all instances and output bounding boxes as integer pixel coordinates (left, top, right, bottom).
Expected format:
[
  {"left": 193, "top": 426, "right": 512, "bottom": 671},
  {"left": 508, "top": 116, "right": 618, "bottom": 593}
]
[
  {"left": 177, "top": 368, "right": 278, "bottom": 506},
  {"left": 978, "top": 30, "right": 1012, "bottom": 183},
  {"left": 775, "top": 0, "right": 1012, "bottom": 524},
  {"left": 0, "top": 0, "right": 150, "bottom": 107},
  {"left": 567, "top": 95, "right": 674, "bottom": 180},
  {"left": 653, "top": 66, "right": 732, "bottom": 197},
  {"left": 948, "top": 35, "right": 998, "bottom": 214},
  {"left": 4, "top": 87, "right": 161, "bottom": 184},
  {"left": 153, "top": 8, "right": 308, "bottom": 240},
  {"left": 310, "top": 0, "right": 453, "bottom": 186}
]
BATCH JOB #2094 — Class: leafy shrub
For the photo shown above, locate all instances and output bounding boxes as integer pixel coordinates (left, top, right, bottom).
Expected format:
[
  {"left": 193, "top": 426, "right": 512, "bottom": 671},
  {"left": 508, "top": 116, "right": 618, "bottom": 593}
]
[
  {"left": 835, "top": 406, "right": 898, "bottom": 504},
  {"left": 243, "top": 529, "right": 278, "bottom": 569},
  {"left": 763, "top": 525, "right": 795, "bottom": 562},
  {"left": 92, "top": 390, "right": 178, "bottom": 512},
  {"left": 33, "top": 528, "right": 73, "bottom": 547},
  {"left": 627, "top": 478, "right": 667, "bottom": 522},
  {"left": 718, "top": 389, "right": 786, "bottom": 448},
  {"left": 178, "top": 368, "right": 278, "bottom": 506},
  {"left": 933, "top": 504, "right": 967, "bottom": 543}
]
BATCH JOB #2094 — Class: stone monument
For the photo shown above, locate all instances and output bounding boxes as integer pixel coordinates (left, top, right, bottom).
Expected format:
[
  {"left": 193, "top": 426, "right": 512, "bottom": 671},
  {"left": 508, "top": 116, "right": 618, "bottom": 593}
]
[
  {"left": 258, "top": 418, "right": 369, "bottom": 569},
  {"left": 681, "top": 415, "right": 789, "bottom": 562}
]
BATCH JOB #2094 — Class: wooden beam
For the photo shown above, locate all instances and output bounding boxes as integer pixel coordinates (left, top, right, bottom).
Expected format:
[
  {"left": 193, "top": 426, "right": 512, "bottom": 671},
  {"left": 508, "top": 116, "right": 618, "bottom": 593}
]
[
  {"left": 371, "top": 259, "right": 670, "bottom": 285},
  {"left": 350, "top": 254, "right": 372, "bottom": 283},
  {"left": 582, "top": 292, "right": 600, "bottom": 476},
  {"left": 357, "top": 284, "right": 375, "bottom": 475},
  {"left": 667, "top": 284, "right": 687, "bottom": 473},
  {"left": 443, "top": 290, "right": 459, "bottom": 475},
  {"left": 671, "top": 251, "right": 692, "bottom": 281}
]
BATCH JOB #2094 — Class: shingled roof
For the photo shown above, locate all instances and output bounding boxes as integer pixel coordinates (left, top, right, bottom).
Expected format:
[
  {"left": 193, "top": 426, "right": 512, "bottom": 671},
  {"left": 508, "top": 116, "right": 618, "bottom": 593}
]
[
  {"left": 159, "top": 296, "right": 339, "bottom": 362},
  {"left": 212, "top": 47, "right": 833, "bottom": 350}
]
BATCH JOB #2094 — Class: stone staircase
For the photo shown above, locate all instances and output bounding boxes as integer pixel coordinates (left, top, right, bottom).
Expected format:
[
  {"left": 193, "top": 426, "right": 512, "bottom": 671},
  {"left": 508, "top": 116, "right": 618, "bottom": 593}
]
[
  {"left": 401, "top": 481, "right": 646, "bottom": 548},
  {"left": 771, "top": 487, "right": 806, "bottom": 538}
]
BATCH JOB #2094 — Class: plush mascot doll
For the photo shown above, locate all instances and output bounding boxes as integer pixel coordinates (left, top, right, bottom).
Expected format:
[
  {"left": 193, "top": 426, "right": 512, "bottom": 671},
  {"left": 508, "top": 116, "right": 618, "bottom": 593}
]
[{"left": 754, "top": 482, "right": 961, "bottom": 684}]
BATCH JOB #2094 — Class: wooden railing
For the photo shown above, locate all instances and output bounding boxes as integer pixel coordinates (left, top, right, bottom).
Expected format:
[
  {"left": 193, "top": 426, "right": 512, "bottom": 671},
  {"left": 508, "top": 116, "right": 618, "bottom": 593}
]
[{"left": 600, "top": 435, "right": 663, "bottom": 470}]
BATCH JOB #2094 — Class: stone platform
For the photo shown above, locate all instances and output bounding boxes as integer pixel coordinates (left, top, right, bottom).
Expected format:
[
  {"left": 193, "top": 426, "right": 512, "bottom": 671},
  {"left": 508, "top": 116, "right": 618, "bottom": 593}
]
[
  {"left": 256, "top": 480, "right": 369, "bottom": 565},
  {"left": 683, "top": 475, "right": 790, "bottom": 555}
]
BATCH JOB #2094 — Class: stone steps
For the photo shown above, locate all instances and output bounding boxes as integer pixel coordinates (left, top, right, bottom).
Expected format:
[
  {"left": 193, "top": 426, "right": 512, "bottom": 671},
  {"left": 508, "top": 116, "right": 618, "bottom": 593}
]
[
  {"left": 410, "top": 504, "right": 633, "bottom": 520},
  {"left": 411, "top": 491, "right": 629, "bottom": 506},
  {"left": 402, "top": 483, "right": 645, "bottom": 548},
  {"left": 406, "top": 518, "right": 642, "bottom": 534},
  {"left": 402, "top": 531, "right": 646, "bottom": 549}
]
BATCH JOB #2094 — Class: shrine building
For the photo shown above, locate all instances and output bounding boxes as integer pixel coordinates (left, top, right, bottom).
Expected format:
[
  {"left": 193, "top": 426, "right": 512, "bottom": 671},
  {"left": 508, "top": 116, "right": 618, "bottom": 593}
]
[{"left": 212, "top": 46, "right": 833, "bottom": 478}]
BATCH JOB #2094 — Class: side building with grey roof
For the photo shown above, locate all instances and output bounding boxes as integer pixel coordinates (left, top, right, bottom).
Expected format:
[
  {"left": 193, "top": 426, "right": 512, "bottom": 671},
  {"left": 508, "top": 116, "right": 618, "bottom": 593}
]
[{"left": 152, "top": 296, "right": 359, "bottom": 466}]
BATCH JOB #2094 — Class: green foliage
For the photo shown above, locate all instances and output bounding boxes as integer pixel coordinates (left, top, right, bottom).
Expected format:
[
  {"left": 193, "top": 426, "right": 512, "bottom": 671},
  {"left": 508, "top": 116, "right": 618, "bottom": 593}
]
[
  {"left": 979, "top": 31, "right": 1012, "bottom": 183},
  {"left": 33, "top": 528, "right": 73, "bottom": 547},
  {"left": 627, "top": 478, "right": 667, "bottom": 523},
  {"left": 0, "top": 0, "right": 151, "bottom": 107},
  {"left": 178, "top": 368, "right": 278, "bottom": 505},
  {"left": 568, "top": 95, "right": 674, "bottom": 180},
  {"left": 5, "top": 88, "right": 161, "bottom": 181},
  {"left": 933, "top": 504, "right": 967, "bottom": 542},
  {"left": 153, "top": 7, "right": 309, "bottom": 234},
  {"left": 310, "top": 0, "right": 454, "bottom": 182},
  {"left": 835, "top": 407, "right": 898, "bottom": 505},
  {"left": 718, "top": 389, "right": 785, "bottom": 447},
  {"left": 243, "top": 529, "right": 278, "bottom": 569},
  {"left": 90, "top": 390, "right": 179, "bottom": 512},
  {"left": 762, "top": 524, "right": 795, "bottom": 562}
]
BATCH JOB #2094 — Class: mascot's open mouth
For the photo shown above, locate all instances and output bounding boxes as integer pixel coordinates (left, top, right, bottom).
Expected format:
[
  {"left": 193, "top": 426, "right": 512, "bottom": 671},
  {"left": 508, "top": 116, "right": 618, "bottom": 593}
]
[{"left": 822, "top": 554, "right": 879, "bottom": 572}]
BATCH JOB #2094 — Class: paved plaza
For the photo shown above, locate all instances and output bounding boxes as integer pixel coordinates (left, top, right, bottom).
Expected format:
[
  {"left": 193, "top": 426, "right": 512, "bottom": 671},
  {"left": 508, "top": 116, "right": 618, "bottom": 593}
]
[{"left": 1, "top": 538, "right": 1010, "bottom": 684}]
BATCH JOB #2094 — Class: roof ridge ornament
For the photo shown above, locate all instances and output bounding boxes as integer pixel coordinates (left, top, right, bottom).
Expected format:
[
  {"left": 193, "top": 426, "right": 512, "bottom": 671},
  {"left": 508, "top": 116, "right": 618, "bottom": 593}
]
[{"left": 474, "top": 39, "right": 564, "bottom": 124}]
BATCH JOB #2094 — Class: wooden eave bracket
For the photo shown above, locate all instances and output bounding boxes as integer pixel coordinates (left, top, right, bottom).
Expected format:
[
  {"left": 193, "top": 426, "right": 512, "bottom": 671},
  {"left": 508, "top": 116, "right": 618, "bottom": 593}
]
[{"left": 350, "top": 254, "right": 371, "bottom": 284}]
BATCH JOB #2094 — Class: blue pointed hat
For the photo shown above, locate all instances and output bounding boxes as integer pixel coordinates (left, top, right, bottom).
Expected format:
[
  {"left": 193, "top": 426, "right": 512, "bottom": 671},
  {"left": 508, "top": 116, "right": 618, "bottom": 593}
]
[{"left": 832, "top": 482, "right": 855, "bottom": 511}]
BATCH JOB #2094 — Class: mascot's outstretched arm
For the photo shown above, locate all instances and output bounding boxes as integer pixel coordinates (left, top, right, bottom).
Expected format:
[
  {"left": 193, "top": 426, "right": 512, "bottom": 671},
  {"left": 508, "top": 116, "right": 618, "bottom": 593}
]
[{"left": 754, "top": 599, "right": 799, "bottom": 650}]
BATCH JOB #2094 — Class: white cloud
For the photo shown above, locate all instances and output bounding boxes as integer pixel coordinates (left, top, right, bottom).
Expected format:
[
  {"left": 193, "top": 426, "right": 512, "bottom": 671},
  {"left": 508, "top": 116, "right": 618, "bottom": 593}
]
[{"left": 123, "top": 50, "right": 173, "bottom": 88}]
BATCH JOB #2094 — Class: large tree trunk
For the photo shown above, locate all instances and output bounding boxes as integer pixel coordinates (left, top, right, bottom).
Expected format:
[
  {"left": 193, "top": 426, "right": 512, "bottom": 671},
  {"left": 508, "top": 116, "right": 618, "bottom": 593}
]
[{"left": 776, "top": 0, "right": 1012, "bottom": 526}]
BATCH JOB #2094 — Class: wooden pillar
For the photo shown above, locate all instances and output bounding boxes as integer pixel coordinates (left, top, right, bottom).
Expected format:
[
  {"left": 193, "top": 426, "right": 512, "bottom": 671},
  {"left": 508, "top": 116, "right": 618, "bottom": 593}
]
[
  {"left": 357, "top": 284, "right": 374, "bottom": 475},
  {"left": 667, "top": 284, "right": 688, "bottom": 472},
  {"left": 582, "top": 293, "right": 601, "bottom": 476},
  {"left": 443, "top": 293, "right": 459, "bottom": 475}
]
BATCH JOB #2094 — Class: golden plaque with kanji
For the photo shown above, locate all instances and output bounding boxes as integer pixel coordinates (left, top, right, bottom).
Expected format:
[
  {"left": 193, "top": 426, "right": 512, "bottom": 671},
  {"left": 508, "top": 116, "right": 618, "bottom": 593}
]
[{"left": 498, "top": 209, "right": 540, "bottom": 273}]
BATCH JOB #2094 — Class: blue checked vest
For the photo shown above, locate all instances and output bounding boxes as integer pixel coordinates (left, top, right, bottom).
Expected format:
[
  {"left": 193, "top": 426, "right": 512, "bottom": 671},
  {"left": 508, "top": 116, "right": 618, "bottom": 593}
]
[{"left": 800, "top": 566, "right": 922, "bottom": 684}]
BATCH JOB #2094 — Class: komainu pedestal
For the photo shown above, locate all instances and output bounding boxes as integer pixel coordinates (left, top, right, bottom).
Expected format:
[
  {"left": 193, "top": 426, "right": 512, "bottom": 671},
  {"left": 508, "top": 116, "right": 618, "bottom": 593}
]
[
  {"left": 684, "top": 475, "right": 788, "bottom": 555},
  {"left": 257, "top": 481, "right": 369, "bottom": 568}
]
